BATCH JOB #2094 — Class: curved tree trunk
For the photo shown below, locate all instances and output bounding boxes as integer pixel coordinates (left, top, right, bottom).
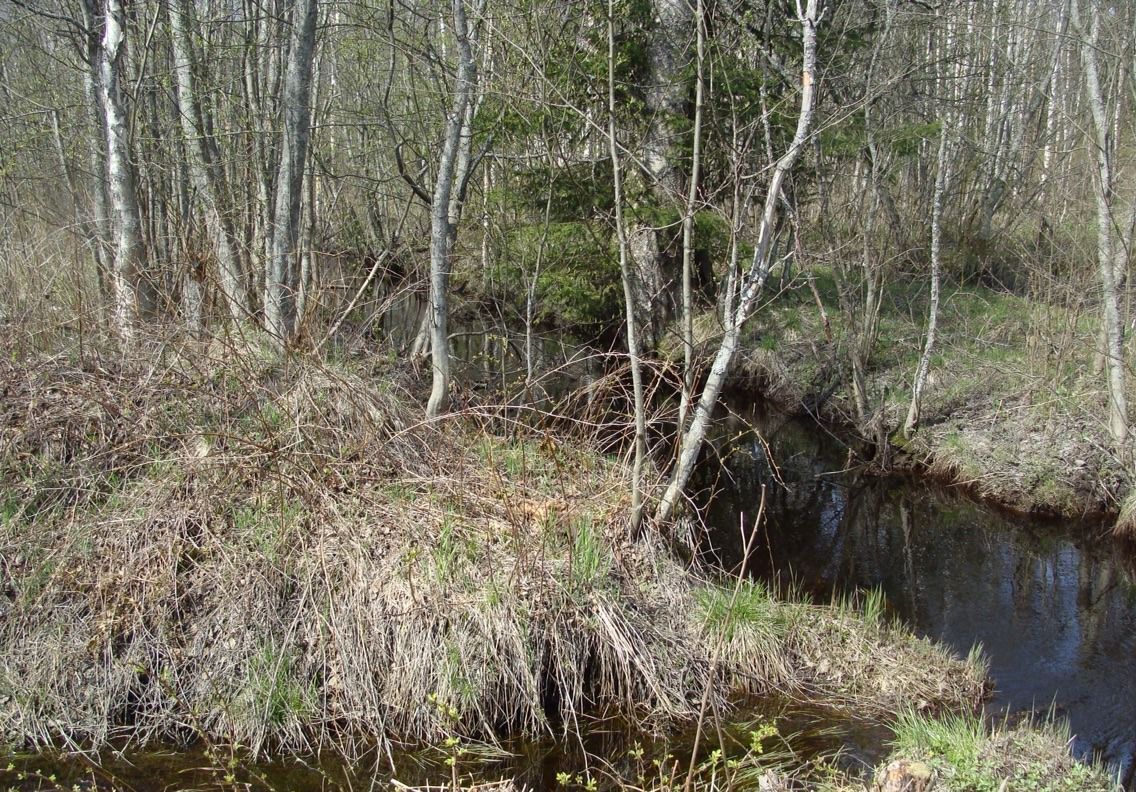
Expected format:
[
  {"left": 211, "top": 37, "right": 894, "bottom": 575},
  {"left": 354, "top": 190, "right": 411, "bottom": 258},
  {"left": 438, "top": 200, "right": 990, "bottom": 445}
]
[{"left": 656, "top": 0, "right": 820, "bottom": 525}]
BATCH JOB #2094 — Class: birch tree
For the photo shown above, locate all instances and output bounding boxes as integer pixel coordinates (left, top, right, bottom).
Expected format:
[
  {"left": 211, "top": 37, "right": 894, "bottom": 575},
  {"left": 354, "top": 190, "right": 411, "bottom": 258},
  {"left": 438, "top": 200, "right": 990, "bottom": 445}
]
[
  {"left": 905, "top": 94, "right": 952, "bottom": 436},
  {"left": 624, "top": 0, "right": 693, "bottom": 349},
  {"left": 1072, "top": 0, "right": 1129, "bottom": 446},
  {"left": 677, "top": 0, "right": 705, "bottom": 433},
  {"left": 96, "top": 0, "right": 153, "bottom": 341},
  {"left": 656, "top": 0, "right": 820, "bottom": 524},
  {"left": 169, "top": 0, "right": 249, "bottom": 325},
  {"left": 426, "top": 0, "right": 484, "bottom": 418},
  {"left": 608, "top": 0, "right": 648, "bottom": 533},
  {"left": 265, "top": 0, "right": 319, "bottom": 346}
]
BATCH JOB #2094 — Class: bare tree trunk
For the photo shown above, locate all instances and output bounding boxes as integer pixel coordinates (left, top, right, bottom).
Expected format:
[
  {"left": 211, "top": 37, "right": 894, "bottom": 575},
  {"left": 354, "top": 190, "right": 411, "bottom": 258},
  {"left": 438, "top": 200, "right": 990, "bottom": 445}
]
[
  {"left": 264, "top": 0, "right": 318, "bottom": 346},
  {"left": 242, "top": 0, "right": 279, "bottom": 310},
  {"left": 1073, "top": 0, "right": 1128, "bottom": 445},
  {"left": 525, "top": 180, "right": 554, "bottom": 400},
  {"left": 50, "top": 108, "right": 107, "bottom": 303},
  {"left": 677, "top": 0, "right": 704, "bottom": 433},
  {"left": 81, "top": 65, "right": 113, "bottom": 307},
  {"left": 609, "top": 0, "right": 648, "bottom": 535},
  {"left": 656, "top": 0, "right": 819, "bottom": 525},
  {"left": 169, "top": 0, "right": 249, "bottom": 326},
  {"left": 623, "top": 0, "right": 694, "bottom": 349},
  {"left": 905, "top": 117, "right": 951, "bottom": 438},
  {"left": 426, "top": 0, "right": 482, "bottom": 418},
  {"left": 1039, "top": 1, "right": 1069, "bottom": 236},
  {"left": 411, "top": 308, "right": 432, "bottom": 358},
  {"left": 849, "top": 0, "right": 893, "bottom": 429},
  {"left": 98, "top": 0, "right": 152, "bottom": 342}
]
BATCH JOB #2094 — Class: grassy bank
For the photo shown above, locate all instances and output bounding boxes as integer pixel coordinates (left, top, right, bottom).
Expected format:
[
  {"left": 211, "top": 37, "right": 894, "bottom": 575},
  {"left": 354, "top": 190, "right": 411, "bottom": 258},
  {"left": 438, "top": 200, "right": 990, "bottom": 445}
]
[
  {"left": 866, "top": 711, "right": 1122, "bottom": 792},
  {"left": 0, "top": 342, "right": 984, "bottom": 764},
  {"left": 683, "top": 269, "right": 1134, "bottom": 525}
]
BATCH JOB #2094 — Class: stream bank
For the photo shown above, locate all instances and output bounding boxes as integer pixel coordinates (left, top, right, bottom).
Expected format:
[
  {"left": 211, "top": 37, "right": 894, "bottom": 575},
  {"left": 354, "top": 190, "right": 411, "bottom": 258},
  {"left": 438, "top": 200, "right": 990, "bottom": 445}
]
[
  {"left": 0, "top": 344, "right": 983, "bottom": 782},
  {"left": 698, "top": 403, "right": 1136, "bottom": 786},
  {"left": 676, "top": 271, "right": 1136, "bottom": 527}
]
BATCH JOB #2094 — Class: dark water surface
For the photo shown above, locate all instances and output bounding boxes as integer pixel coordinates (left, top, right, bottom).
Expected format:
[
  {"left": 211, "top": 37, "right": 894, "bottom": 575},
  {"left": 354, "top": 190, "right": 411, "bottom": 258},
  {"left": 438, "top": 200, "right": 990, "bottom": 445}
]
[
  {"left": 0, "top": 701, "right": 880, "bottom": 791},
  {"left": 699, "top": 403, "right": 1136, "bottom": 785}
]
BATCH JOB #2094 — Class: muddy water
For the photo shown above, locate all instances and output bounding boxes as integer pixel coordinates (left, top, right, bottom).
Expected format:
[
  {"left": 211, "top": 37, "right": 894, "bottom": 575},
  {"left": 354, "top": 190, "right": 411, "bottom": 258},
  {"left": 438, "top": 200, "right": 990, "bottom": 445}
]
[{"left": 699, "top": 403, "right": 1136, "bottom": 785}]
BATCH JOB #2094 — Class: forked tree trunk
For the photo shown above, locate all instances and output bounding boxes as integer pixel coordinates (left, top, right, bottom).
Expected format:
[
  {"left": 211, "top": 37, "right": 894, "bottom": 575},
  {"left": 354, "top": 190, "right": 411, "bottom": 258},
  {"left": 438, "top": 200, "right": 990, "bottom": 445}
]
[
  {"left": 265, "top": 0, "right": 318, "bottom": 346},
  {"left": 656, "top": 0, "right": 819, "bottom": 524},
  {"left": 170, "top": 0, "right": 250, "bottom": 326}
]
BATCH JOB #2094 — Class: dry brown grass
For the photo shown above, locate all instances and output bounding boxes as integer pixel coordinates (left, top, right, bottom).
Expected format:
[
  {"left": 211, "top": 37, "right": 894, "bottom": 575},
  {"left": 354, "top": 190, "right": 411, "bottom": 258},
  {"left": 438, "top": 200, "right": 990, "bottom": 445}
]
[
  {"left": 1114, "top": 489, "right": 1136, "bottom": 539},
  {"left": 0, "top": 343, "right": 985, "bottom": 761}
]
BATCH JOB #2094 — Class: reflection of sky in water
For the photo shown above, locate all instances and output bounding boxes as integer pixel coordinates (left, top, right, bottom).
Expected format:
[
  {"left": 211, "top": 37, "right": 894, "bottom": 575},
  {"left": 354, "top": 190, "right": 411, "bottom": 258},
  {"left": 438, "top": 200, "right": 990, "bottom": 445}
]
[{"left": 703, "top": 409, "right": 1136, "bottom": 785}]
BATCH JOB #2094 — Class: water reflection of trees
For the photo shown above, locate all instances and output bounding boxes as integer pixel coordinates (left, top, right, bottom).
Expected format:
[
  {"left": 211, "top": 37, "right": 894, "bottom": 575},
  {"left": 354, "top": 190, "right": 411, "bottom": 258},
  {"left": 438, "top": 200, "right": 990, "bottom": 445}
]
[{"left": 703, "top": 406, "right": 1136, "bottom": 783}]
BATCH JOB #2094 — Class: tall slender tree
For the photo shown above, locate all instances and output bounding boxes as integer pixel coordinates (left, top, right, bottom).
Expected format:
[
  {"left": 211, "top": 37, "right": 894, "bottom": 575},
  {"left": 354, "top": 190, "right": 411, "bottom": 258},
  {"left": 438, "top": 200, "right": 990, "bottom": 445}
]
[
  {"left": 426, "top": 0, "right": 484, "bottom": 418},
  {"left": 1072, "top": 0, "right": 1129, "bottom": 446},
  {"left": 265, "top": 0, "right": 319, "bottom": 346},
  {"left": 96, "top": 0, "right": 153, "bottom": 341},
  {"left": 657, "top": 0, "right": 820, "bottom": 524},
  {"left": 608, "top": 0, "right": 648, "bottom": 533},
  {"left": 169, "top": 0, "right": 249, "bottom": 326}
]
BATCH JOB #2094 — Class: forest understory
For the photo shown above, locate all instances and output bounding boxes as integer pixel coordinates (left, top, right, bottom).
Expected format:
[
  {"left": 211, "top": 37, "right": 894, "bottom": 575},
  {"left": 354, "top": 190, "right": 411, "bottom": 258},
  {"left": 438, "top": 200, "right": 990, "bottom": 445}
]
[
  {"left": 0, "top": 340, "right": 1122, "bottom": 791},
  {"left": 3, "top": 0, "right": 1135, "bottom": 786}
]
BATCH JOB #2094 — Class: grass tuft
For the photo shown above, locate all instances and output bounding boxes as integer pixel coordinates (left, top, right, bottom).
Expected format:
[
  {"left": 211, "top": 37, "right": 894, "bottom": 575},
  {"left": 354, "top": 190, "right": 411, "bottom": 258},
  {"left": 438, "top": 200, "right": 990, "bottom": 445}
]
[{"left": 888, "top": 710, "right": 1120, "bottom": 791}]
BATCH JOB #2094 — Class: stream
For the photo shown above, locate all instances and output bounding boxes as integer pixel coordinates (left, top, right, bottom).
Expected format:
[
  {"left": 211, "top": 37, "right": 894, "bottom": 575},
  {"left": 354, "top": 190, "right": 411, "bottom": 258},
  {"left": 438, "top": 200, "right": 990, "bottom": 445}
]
[
  {"left": 699, "top": 402, "right": 1136, "bottom": 786},
  {"left": 4, "top": 323, "right": 1136, "bottom": 788}
]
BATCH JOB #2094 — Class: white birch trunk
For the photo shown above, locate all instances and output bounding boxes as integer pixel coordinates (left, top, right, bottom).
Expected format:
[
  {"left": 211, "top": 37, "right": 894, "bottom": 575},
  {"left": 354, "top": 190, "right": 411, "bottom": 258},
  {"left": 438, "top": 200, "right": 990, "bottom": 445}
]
[
  {"left": 1073, "top": 0, "right": 1129, "bottom": 445},
  {"left": 170, "top": 0, "right": 249, "bottom": 325},
  {"left": 656, "top": 0, "right": 820, "bottom": 524},
  {"left": 264, "top": 0, "right": 318, "bottom": 346},
  {"left": 426, "top": 0, "right": 482, "bottom": 417},
  {"left": 905, "top": 118, "right": 951, "bottom": 439},
  {"left": 99, "top": 0, "right": 151, "bottom": 341},
  {"left": 677, "top": 0, "right": 704, "bottom": 433}
]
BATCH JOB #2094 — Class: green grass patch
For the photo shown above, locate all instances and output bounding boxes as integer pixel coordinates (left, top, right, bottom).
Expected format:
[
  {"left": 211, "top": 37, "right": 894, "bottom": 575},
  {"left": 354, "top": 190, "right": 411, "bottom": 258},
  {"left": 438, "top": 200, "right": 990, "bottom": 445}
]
[
  {"left": 569, "top": 516, "right": 608, "bottom": 590},
  {"left": 240, "top": 640, "right": 314, "bottom": 730},
  {"left": 697, "top": 580, "right": 785, "bottom": 642},
  {"left": 889, "top": 711, "right": 1119, "bottom": 792}
]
